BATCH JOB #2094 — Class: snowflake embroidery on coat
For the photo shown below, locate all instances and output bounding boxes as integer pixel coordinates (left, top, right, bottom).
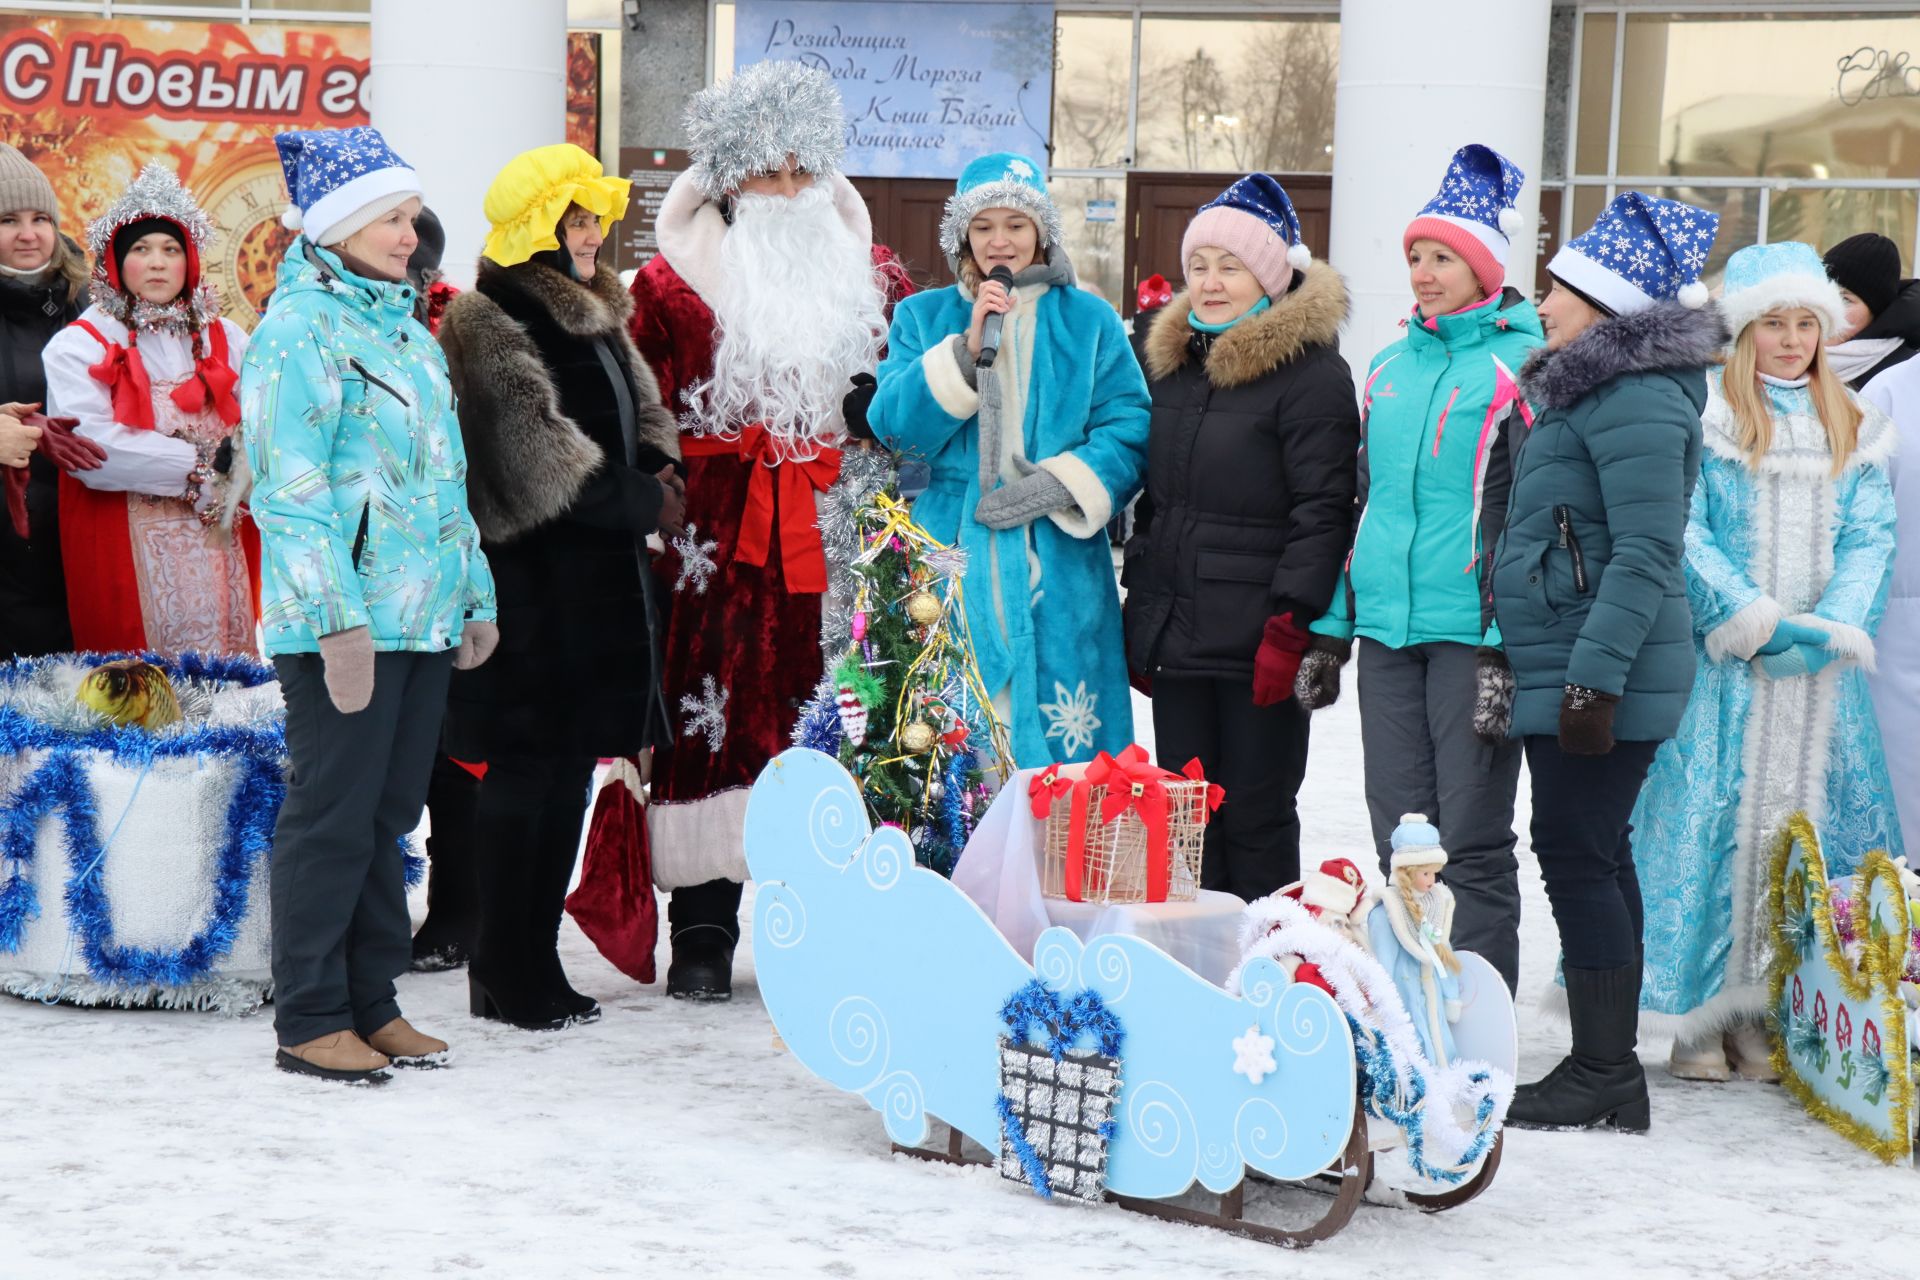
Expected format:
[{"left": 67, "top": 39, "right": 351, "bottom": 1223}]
[
  {"left": 1040, "top": 681, "right": 1101, "bottom": 757},
  {"left": 673, "top": 524, "right": 720, "bottom": 595},
  {"left": 680, "top": 675, "right": 730, "bottom": 753}
]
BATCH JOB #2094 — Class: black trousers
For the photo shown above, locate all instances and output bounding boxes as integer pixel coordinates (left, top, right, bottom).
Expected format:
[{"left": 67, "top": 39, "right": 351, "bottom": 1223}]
[
  {"left": 471, "top": 753, "right": 598, "bottom": 986},
  {"left": 1151, "top": 675, "right": 1311, "bottom": 901},
  {"left": 417, "top": 750, "right": 480, "bottom": 948},
  {"left": 1523, "top": 736, "right": 1660, "bottom": 971},
  {"left": 269, "top": 650, "right": 453, "bottom": 1047}
]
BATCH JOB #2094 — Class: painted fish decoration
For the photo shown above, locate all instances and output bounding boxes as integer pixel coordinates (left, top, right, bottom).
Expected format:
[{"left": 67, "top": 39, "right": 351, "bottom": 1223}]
[{"left": 75, "top": 659, "right": 182, "bottom": 730}]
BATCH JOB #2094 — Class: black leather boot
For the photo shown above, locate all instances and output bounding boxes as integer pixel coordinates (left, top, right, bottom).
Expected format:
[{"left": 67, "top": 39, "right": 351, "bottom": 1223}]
[
  {"left": 1508, "top": 963, "right": 1649, "bottom": 1132},
  {"left": 665, "top": 923, "right": 736, "bottom": 1002},
  {"left": 412, "top": 754, "right": 479, "bottom": 971}
]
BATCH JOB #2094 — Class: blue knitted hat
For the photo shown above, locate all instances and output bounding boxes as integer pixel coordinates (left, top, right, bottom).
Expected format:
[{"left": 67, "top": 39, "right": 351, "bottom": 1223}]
[{"left": 1389, "top": 812, "right": 1447, "bottom": 871}]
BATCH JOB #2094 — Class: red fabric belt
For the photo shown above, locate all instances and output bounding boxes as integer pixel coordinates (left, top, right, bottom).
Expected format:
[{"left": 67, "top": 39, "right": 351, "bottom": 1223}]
[{"left": 681, "top": 424, "right": 841, "bottom": 594}]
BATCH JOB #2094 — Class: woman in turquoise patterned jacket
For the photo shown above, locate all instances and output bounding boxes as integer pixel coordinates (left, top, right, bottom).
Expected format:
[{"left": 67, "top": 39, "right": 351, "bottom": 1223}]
[
  {"left": 241, "top": 128, "right": 495, "bottom": 1084},
  {"left": 1634, "top": 242, "right": 1902, "bottom": 1085}
]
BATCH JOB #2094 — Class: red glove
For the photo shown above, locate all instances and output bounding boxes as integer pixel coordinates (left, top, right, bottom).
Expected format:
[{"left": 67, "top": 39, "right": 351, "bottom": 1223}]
[
  {"left": 1252, "top": 611, "right": 1312, "bottom": 707},
  {"left": 29, "top": 413, "right": 106, "bottom": 472}
]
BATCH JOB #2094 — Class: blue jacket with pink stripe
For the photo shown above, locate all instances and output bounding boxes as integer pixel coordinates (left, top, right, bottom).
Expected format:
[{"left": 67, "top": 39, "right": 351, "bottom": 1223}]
[{"left": 1310, "top": 288, "right": 1544, "bottom": 650}]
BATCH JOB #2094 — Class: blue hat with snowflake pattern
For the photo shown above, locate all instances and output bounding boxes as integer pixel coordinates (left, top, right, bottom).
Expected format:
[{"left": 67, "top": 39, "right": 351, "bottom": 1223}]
[
  {"left": 1404, "top": 144, "right": 1526, "bottom": 295},
  {"left": 1548, "top": 191, "right": 1719, "bottom": 316},
  {"left": 939, "top": 151, "right": 1062, "bottom": 264},
  {"left": 273, "top": 126, "right": 422, "bottom": 248}
]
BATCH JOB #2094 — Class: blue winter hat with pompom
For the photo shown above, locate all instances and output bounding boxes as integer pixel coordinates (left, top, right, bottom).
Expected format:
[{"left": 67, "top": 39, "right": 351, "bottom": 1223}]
[
  {"left": 1548, "top": 190, "right": 1719, "bottom": 316},
  {"left": 1389, "top": 812, "right": 1447, "bottom": 871},
  {"left": 938, "top": 152, "right": 1062, "bottom": 263},
  {"left": 273, "top": 126, "right": 422, "bottom": 248}
]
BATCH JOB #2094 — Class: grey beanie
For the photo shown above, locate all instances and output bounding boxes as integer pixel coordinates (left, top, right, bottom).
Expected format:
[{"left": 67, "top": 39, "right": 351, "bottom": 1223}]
[{"left": 0, "top": 144, "right": 58, "bottom": 222}]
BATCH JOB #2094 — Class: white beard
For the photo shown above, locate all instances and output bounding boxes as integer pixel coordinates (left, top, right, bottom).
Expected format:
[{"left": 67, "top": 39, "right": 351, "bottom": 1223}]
[{"left": 685, "top": 184, "right": 887, "bottom": 460}]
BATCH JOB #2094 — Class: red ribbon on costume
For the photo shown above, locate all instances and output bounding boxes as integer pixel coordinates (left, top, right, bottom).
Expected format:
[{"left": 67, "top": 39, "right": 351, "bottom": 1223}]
[
  {"left": 681, "top": 424, "right": 842, "bottom": 594},
  {"left": 74, "top": 319, "right": 242, "bottom": 431}
]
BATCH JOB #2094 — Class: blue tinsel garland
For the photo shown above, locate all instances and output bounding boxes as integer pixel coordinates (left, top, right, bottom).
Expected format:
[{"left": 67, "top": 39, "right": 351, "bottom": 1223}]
[
  {"left": 996, "top": 1091, "right": 1055, "bottom": 1197},
  {"left": 1000, "top": 979, "right": 1125, "bottom": 1060},
  {"left": 1346, "top": 1013, "right": 1498, "bottom": 1186}
]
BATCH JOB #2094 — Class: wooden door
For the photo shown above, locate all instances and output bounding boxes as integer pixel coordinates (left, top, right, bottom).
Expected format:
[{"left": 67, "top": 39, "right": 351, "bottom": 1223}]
[
  {"left": 852, "top": 177, "right": 957, "bottom": 292},
  {"left": 1123, "top": 173, "right": 1333, "bottom": 317}
]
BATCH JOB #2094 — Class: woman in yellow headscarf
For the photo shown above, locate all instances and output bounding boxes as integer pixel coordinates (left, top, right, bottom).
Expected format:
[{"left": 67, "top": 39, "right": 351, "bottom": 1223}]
[{"left": 435, "top": 143, "right": 687, "bottom": 1030}]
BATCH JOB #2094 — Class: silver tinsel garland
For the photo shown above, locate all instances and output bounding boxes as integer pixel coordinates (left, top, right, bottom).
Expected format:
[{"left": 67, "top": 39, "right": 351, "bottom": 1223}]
[
  {"left": 817, "top": 446, "right": 899, "bottom": 661},
  {"left": 685, "top": 60, "right": 848, "bottom": 200}
]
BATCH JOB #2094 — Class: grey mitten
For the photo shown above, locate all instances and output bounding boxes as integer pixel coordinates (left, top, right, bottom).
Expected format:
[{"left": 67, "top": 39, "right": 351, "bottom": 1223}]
[
  {"left": 455, "top": 619, "right": 499, "bottom": 671},
  {"left": 1293, "top": 635, "right": 1351, "bottom": 710},
  {"left": 317, "top": 625, "right": 375, "bottom": 714},
  {"left": 1472, "top": 647, "right": 1516, "bottom": 744},
  {"left": 974, "top": 463, "right": 1072, "bottom": 531}
]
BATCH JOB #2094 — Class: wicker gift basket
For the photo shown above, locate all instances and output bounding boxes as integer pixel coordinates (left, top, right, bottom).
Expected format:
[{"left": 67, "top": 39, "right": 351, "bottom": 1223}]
[{"left": 1034, "top": 747, "right": 1215, "bottom": 905}]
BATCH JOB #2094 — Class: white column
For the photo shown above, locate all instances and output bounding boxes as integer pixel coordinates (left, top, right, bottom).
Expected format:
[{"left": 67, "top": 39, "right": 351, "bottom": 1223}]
[
  {"left": 1328, "top": 0, "right": 1554, "bottom": 381},
  {"left": 371, "top": 0, "right": 569, "bottom": 289}
]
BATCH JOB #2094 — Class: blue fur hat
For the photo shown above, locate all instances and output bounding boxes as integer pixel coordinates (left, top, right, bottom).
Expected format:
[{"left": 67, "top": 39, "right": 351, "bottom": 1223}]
[{"left": 938, "top": 152, "right": 1062, "bottom": 263}]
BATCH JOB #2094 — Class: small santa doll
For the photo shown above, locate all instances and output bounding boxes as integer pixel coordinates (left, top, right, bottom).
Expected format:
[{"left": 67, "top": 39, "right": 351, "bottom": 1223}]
[
  {"left": 1274, "top": 857, "right": 1373, "bottom": 996},
  {"left": 1366, "top": 814, "right": 1464, "bottom": 1066}
]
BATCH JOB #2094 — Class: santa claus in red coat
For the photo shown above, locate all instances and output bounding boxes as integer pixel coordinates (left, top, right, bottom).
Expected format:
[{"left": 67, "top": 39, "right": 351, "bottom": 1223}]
[{"left": 629, "top": 61, "right": 914, "bottom": 999}]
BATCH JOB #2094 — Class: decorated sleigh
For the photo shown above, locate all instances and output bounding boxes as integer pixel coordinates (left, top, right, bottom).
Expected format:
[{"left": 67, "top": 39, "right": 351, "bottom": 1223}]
[
  {"left": 1769, "top": 815, "right": 1917, "bottom": 1163},
  {"left": 744, "top": 748, "right": 1515, "bottom": 1247}
]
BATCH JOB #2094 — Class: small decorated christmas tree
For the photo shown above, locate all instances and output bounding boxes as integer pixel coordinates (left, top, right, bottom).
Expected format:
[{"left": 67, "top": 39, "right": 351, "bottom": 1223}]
[{"left": 796, "top": 460, "right": 1013, "bottom": 876}]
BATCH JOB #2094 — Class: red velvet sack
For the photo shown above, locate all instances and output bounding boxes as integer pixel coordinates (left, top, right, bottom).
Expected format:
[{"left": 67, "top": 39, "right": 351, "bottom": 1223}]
[{"left": 564, "top": 757, "right": 658, "bottom": 984}]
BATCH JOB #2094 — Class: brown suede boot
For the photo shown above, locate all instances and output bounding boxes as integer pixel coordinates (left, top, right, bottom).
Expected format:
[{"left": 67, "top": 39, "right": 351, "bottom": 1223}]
[
  {"left": 275, "top": 1031, "right": 391, "bottom": 1084},
  {"left": 365, "top": 1016, "right": 450, "bottom": 1068}
]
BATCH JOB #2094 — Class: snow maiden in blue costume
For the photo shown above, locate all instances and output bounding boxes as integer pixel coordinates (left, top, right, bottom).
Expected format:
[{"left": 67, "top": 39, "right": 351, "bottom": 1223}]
[
  {"left": 865, "top": 154, "right": 1149, "bottom": 765},
  {"left": 1635, "top": 242, "right": 1902, "bottom": 1084}
]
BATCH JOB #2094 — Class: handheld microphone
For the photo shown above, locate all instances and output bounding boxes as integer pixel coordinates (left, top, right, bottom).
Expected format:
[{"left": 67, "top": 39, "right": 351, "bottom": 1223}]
[{"left": 976, "top": 265, "right": 1016, "bottom": 369}]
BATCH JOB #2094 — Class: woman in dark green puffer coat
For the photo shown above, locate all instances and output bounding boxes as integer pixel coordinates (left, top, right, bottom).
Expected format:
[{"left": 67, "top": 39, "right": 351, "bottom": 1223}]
[{"left": 1490, "top": 191, "right": 1727, "bottom": 1135}]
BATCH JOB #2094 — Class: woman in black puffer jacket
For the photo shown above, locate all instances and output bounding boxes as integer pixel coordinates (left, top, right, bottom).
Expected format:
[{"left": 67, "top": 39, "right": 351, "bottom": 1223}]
[{"left": 1123, "top": 174, "right": 1358, "bottom": 901}]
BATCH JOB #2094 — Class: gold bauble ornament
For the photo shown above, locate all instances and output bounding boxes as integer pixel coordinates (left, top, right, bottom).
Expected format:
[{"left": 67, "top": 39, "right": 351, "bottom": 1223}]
[
  {"left": 901, "top": 721, "right": 938, "bottom": 753},
  {"left": 905, "top": 590, "right": 942, "bottom": 625}
]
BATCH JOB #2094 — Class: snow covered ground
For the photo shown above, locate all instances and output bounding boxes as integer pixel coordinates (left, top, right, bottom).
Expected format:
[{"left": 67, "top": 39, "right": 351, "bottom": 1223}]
[{"left": 4, "top": 691, "right": 1914, "bottom": 1278}]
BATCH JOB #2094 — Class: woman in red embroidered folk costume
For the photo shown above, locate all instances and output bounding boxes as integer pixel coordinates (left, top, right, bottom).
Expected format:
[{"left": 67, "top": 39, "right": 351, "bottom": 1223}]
[{"left": 41, "top": 162, "right": 257, "bottom": 655}]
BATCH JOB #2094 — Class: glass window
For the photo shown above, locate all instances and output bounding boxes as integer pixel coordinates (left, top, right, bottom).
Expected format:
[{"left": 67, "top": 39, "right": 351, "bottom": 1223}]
[
  {"left": 1049, "top": 175, "right": 1125, "bottom": 310},
  {"left": 1654, "top": 185, "right": 1753, "bottom": 287},
  {"left": 1770, "top": 188, "right": 1917, "bottom": 272},
  {"left": 1134, "top": 15, "right": 1337, "bottom": 173},
  {"left": 1051, "top": 12, "right": 1133, "bottom": 169},
  {"left": 1573, "top": 11, "right": 1615, "bottom": 176},
  {"left": 1617, "top": 11, "right": 1920, "bottom": 180},
  {"left": 1566, "top": 184, "right": 1608, "bottom": 244},
  {"left": 248, "top": 0, "right": 368, "bottom": 11}
]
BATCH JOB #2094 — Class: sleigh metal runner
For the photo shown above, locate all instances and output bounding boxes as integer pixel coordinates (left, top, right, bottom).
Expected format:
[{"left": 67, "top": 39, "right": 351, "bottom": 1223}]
[{"left": 743, "top": 748, "right": 1514, "bottom": 1249}]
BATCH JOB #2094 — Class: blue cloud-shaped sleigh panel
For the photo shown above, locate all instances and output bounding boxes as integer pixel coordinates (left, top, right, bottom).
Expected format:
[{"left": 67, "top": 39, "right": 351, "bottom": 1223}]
[{"left": 744, "top": 748, "right": 1355, "bottom": 1200}]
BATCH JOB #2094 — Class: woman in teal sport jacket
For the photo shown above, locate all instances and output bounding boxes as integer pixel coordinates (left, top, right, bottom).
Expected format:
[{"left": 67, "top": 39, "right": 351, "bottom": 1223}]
[{"left": 1296, "top": 145, "right": 1542, "bottom": 991}]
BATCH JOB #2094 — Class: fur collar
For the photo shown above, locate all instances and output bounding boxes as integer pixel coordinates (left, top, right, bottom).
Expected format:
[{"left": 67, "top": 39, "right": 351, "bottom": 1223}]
[
  {"left": 475, "top": 256, "right": 634, "bottom": 337},
  {"left": 439, "top": 267, "right": 680, "bottom": 544},
  {"left": 1519, "top": 301, "right": 1729, "bottom": 409},
  {"left": 1143, "top": 262, "right": 1349, "bottom": 389},
  {"left": 652, "top": 169, "right": 873, "bottom": 307},
  {"left": 1700, "top": 371, "right": 1898, "bottom": 476}
]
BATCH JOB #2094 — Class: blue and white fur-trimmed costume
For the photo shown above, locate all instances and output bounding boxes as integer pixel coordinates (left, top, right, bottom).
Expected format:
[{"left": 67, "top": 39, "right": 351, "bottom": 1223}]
[
  {"left": 867, "top": 154, "right": 1150, "bottom": 766},
  {"left": 1635, "top": 242, "right": 1904, "bottom": 1038}
]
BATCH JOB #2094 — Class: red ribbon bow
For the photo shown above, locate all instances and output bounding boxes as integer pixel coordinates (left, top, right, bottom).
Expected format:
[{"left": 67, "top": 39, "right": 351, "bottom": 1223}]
[
  {"left": 1065, "top": 745, "right": 1174, "bottom": 903},
  {"left": 1181, "top": 757, "right": 1226, "bottom": 820},
  {"left": 683, "top": 424, "right": 842, "bottom": 594},
  {"left": 1027, "top": 765, "right": 1072, "bottom": 819},
  {"left": 170, "top": 347, "right": 242, "bottom": 426},
  {"left": 82, "top": 328, "right": 157, "bottom": 431}
]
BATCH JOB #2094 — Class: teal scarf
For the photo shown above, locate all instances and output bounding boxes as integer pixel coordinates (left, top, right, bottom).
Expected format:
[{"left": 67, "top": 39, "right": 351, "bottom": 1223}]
[{"left": 1188, "top": 295, "right": 1271, "bottom": 334}]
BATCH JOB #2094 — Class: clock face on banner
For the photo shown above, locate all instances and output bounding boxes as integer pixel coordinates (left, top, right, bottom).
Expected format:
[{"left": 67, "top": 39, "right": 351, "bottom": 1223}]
[{"left": 198, "top": 149, "right": 300, "bottom": 332}]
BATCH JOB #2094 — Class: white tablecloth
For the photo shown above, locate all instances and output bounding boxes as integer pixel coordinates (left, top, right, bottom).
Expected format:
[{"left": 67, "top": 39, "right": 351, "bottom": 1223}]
[{"left": 952, "top": 765, "right": 1245, "bottom": 988}]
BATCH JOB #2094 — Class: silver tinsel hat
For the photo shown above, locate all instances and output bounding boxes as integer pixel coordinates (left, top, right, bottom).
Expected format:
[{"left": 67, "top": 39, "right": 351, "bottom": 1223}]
[
  {"left": 938, "top": 152, "right": 1062, "bottom": 264},
  {"left": 685, "top": 60, "right": 847, "bottom": 200},
  {"left": 84, "top": 161, "right": 219, "bottom": 330}
]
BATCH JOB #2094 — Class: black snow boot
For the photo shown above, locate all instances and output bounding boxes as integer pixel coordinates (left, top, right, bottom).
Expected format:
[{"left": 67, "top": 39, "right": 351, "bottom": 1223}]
[
  {"left": 1507, "top": 963, "right": 1649, "bottom": 1133},
  {"left": 666, "top": 923, "right": 736, "bottom": 1002},
  {"left": 412, "top": 754, "right": 478, "bottom": 972}
]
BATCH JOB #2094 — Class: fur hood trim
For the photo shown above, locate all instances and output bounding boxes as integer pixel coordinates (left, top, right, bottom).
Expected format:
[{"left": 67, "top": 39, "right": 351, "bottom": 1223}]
[
  {"left": 1518, "top": 300, "right": 1729, "bottom": 409},
  {"left": 1143, "top": 262, "right": 1349, "bottom": 388},
  {"left": 439, "top": 265, "right": 679, "bottom": 544},
  {"left": 474, "top": 255, "right": 635, "bottom": 337},
  {"left": 652, "top": 168, "right": 873, "bottom": 307},
  {"left": 1699, "top": 372, "right": 1898, "bottom": 476}
]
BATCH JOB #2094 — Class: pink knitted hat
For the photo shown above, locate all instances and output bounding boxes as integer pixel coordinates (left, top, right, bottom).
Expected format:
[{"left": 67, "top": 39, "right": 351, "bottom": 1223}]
[{"left": 1180, "top": 174, "right": 1310, "bottom": 298}]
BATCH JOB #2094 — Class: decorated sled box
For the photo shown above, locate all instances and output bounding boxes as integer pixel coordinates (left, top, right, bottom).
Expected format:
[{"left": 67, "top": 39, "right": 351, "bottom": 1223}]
[
  {"left": 1770, "top": 815, "right": 1917, "bottom": 1163},
  {"left": 745, "top": 748, "right": 1515, "bottom": 1246},
  {"left": 0, "top": 653, "right": 284, "bottom": 1013}
]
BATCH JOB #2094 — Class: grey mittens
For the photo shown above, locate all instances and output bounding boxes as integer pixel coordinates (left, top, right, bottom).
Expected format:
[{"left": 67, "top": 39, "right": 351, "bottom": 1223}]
[
  {"left": 1473, "top": 647, "right": 1516, "bottom": 744},
  {"left": 1293, "top": 634, "right": 1351, "bottom": 710},
  {"left": 974, "top": 460, "right": 1072, "bottom": 531},
  {"left": 455, "top": 619, "right": 499, "bottom": 671},
  {"left": 317, "top": 625, "right": 375, "bottom": 714}
]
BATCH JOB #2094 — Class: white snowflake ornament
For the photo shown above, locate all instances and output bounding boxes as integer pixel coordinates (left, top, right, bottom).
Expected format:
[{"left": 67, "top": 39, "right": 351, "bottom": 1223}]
[{"left": 1232, "top": 1025, "right": 1278, "bottom": 1086}]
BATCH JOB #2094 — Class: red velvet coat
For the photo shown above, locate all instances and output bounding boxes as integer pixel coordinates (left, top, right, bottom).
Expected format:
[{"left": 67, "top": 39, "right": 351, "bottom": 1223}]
[{"left": 628, "top": 244, "right": 912, "bottom": 815}]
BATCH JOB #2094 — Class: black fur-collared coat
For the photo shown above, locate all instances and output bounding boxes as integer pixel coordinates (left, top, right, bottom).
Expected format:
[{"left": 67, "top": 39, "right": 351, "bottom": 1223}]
[
  {"left": 438, "top": 256, "right": 682, "bottom": 758},
  {"left": 1122, "top": 263, "right": 1360, "bottom": 680}
]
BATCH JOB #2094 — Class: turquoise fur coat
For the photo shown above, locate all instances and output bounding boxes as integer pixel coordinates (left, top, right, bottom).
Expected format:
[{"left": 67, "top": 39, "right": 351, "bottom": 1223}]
[
  {"left": 1635, "top": 373, "right": 1903, "bottom": 1035},
  {"left": 867, "top": 249, "right": 1150, "bottom": 766}
]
